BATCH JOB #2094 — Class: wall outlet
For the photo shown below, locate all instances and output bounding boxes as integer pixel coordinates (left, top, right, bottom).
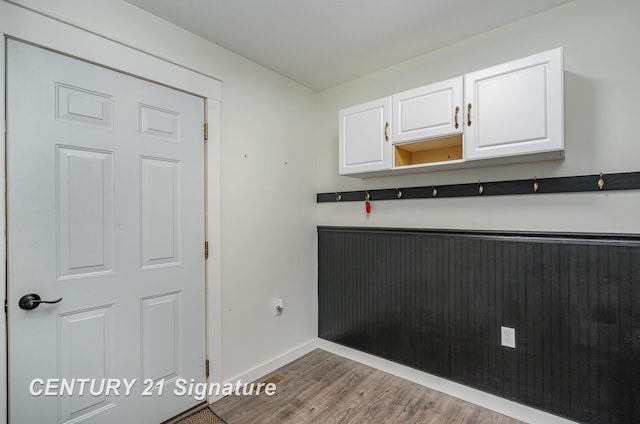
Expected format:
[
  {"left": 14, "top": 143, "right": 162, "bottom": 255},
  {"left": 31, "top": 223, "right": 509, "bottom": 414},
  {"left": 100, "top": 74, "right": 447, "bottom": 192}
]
[
  {"left": 273, "top": 297, "right": 284, "bottom": 316},
  {"left": 501, "top": 326, "right": 516, "bottom": 348}
]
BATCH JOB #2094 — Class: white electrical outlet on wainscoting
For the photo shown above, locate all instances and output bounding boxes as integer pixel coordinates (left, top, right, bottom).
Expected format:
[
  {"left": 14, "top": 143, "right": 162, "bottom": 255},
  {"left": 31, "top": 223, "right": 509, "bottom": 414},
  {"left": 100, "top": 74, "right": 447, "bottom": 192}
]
[{"left": 501, "top": 326, "right": 516, "bottom": 348}]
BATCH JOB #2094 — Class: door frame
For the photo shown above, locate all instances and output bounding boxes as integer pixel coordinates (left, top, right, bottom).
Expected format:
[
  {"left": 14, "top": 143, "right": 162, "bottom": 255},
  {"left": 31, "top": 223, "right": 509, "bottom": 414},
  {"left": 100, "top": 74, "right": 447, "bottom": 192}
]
[{"left": 0, "top": 3, "right": 223, "bottom": 422}]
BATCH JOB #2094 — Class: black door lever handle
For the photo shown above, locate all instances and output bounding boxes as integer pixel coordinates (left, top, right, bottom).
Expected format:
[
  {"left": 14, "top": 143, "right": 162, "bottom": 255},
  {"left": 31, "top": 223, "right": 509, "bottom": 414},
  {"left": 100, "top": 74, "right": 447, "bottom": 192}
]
[{"left": 18, "top": 293, "right": 63, "bottom": 310}]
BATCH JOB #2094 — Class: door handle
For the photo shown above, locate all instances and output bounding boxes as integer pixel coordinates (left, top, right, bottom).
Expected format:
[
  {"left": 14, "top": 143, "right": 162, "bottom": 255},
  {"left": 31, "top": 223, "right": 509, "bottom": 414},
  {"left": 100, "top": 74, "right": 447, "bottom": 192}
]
[{"left": 18, "top": 293, "right": 63, "bottom": 310}]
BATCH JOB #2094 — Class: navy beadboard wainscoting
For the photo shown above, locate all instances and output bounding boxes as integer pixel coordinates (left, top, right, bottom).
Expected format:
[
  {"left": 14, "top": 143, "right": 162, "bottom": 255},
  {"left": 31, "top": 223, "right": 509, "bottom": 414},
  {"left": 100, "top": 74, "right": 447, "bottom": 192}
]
[{"left": 317, "top": 227, "right": 640, "bottom": 424}]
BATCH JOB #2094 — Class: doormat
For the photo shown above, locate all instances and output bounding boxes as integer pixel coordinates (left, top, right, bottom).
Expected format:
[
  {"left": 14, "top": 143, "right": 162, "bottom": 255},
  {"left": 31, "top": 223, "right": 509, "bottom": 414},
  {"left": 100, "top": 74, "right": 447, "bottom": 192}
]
[{"left": 177, "top": 407, "right": 227, "bottom": 424}]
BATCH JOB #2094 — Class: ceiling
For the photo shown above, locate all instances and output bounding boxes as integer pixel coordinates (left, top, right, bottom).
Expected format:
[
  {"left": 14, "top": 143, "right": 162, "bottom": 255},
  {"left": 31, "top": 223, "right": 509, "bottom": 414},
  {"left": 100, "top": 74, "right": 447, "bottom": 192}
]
[{"left": 126, "top": 0, "right": 573, "bottom": 91}]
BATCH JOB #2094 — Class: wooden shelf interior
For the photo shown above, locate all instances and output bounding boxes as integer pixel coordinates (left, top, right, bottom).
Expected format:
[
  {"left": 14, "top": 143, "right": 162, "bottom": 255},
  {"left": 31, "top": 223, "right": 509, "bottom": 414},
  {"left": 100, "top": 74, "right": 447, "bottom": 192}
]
[{"left": 394, "top": 134, "right": 463, "bottom": 167}]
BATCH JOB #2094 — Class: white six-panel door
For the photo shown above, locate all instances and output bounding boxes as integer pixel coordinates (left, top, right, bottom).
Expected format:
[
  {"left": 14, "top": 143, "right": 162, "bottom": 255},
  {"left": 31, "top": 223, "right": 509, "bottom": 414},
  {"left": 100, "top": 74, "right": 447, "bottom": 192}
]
[{"left": 7, "top": 39, "right": 205, "bottom": 423}]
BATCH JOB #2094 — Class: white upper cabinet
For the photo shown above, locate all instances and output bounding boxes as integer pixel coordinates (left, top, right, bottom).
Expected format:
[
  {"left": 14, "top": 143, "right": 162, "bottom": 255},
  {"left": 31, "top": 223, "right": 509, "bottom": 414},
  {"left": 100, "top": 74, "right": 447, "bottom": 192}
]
[
  {"left": 464, "top": 48, "right": 564, "bottom": 162},
  {"left": 392, "top": 77, "right": 463, "bottom": 143},
  {"left": 337, "top": 48, "right": 565, "bottom": 177},
  {"left": 339, "top": 96, "right": 392, "bottom": 175}
]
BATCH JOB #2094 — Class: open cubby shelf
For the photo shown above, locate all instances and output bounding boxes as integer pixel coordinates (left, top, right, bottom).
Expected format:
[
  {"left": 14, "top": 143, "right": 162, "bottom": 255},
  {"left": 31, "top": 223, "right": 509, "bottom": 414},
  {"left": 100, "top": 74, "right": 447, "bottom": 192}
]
[{"left": 394, "top": 134, "right": 463, "bottom": 167}]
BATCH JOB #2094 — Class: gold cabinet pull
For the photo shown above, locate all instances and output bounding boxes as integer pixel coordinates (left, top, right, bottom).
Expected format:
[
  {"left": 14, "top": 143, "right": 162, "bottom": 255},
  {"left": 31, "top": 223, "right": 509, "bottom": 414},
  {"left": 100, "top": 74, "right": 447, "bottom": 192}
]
[
  {"left": 384, "top": 122, "right": 389, "bottom": 141},
  {"left": 467, "top": 103, "right": 472, "bottom": 127},
  {"left": 454, "top": 106, "right": 460, "bottom": 129}
]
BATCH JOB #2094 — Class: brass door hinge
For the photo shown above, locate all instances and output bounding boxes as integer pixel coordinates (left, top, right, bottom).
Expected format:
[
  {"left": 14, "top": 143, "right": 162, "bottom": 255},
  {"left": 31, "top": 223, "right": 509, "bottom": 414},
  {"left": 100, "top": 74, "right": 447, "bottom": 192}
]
[
  {"left": 204, "top": 241, "right": 209, "bottom": 259},
  {"left": 204, "top": 122, "right": 209, "bottom": 141},
  {"left": 206, "top": 359, "right": 210, "bottom": 378}
]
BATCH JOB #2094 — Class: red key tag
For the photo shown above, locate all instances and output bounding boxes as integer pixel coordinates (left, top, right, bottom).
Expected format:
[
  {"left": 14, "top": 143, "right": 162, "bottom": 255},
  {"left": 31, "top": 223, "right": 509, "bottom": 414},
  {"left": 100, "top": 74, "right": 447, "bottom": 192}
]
[{"left": 365, "top": 191, "right": 371, "bottom": 214}]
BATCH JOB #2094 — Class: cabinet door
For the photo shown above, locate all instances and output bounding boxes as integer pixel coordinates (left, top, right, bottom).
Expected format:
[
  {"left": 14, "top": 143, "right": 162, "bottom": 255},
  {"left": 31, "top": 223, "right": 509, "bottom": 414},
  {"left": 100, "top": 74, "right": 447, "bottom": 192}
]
[
  {"left": 339, "top": 97, "right": 392, "bottom": 175},
  {"left": 392, "top": 76, "right": 463, "bottom": 143},
  {"left": 464, "top": 48, "right": 564, "bottom": 161}
]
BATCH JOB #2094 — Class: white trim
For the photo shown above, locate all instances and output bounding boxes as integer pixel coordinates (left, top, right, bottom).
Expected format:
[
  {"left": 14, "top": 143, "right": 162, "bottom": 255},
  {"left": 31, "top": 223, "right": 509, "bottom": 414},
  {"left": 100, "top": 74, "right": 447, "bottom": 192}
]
[
  {"left": 0, "top": 37, "right": 7, "bottom": 424},
  {"left": 208, "top": 339, "right": 318, "bottom": 404},
  {"left": 0, "top": 2, "right": 221, "bottom": 101},
  {"left": 1, "top": 4, "right": 222, "bottom": 424},
  {"left": 206, "top": 99, "right": 223, "bottom": 392},
  {"left": 3, "top": 0, "right": 221, "bottom": 85},
  {"left": 317, "top": 339, "right": 578, "bottom": 424}
]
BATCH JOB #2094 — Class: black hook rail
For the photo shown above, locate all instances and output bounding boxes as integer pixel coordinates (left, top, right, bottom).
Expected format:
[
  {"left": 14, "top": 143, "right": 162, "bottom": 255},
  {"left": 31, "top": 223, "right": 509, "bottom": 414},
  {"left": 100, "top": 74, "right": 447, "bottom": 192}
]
[{"left": 317, "top": 171, "right": 640, "bottom": 203}]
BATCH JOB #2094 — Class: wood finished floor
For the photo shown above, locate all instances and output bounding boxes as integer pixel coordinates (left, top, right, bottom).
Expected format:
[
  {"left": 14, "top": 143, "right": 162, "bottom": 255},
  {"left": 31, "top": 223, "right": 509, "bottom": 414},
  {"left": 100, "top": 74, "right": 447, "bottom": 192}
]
[{"left": 211, "top": 349, "right": 524, "bottom": 424}]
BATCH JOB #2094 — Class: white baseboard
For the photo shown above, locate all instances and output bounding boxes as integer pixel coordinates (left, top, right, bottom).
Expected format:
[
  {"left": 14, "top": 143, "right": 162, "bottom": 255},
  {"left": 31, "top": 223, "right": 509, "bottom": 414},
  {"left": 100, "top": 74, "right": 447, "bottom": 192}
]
[
  {"left": 208, "top": 339, "right": 318, "bottom": 403},
  {"left": 317, "top": 339, "right": 577, "bottom": 424}
]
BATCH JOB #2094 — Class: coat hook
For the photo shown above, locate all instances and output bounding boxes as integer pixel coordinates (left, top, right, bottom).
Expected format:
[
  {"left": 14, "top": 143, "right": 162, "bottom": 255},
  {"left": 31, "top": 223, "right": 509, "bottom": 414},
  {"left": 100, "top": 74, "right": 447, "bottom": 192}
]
[
  {"left": 432, "top": 185, "right": 438, "bottom": 197},
  {"left": 533, "top": 176, "right": 539, "bottom": 192},
  {"left": 478, "top": 180, "right": 484, "bottom": 195},
  {"left": 336, "top": 192, "right": 342, "bottom": 202},
  {"left": 598, "top": 172, "right": 605, "bottom": 190},
  {"left": 396, "top": 188, "right": 403, "bottom": 199},
  {"left": 365, "top": 190, "right": 370, "bottom": 201}
]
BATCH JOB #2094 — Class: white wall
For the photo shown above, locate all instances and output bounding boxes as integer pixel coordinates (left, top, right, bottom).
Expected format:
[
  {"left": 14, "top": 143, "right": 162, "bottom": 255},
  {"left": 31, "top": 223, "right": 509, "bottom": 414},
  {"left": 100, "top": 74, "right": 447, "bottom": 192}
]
[
  {"left": 3, "top": 0, "right": 318, "bottom": 385},
  {"left": 316, "top": 0, "right": 640, "bottom": 234},
  {"left": 2, "top": 0, "right": 638, "bottom": 420}
]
